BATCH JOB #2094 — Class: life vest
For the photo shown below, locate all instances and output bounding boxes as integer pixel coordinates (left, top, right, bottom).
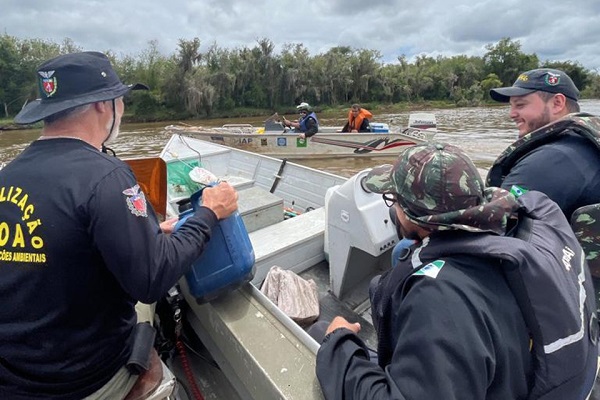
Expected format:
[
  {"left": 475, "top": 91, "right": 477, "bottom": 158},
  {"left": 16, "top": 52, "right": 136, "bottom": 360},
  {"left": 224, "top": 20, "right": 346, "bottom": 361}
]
[
  {"left": 346, "top": 108, "right": 373, "bottom": 132},
  {"left": 487, "top": 113, "right": 600, "bottom": 277},
  {"left": 298, "top": 111, "right": 319, "bottom": 132},
  {"left": 373, "top": 191, "right": 598, "bottom": 400}
]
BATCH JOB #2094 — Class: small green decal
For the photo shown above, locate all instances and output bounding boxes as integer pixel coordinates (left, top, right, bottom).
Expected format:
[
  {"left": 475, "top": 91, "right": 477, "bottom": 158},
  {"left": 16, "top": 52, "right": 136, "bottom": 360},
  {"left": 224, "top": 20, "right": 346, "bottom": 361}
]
[{"left": 413, "top": 260, "right": 445, "bottom": 278}]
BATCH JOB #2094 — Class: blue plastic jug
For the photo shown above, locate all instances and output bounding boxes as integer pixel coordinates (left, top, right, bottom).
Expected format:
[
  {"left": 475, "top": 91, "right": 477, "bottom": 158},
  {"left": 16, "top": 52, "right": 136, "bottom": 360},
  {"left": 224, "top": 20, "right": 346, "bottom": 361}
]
[{"left": 175, "top": 187, "right": 255, "bottom": 303}]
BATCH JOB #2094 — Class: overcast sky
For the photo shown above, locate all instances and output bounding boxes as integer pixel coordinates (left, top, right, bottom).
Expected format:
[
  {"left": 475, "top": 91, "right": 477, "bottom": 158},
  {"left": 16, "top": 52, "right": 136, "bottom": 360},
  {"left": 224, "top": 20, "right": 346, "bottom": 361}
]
[{"left": 4, "top": 0, "right": 600, "bottom": 72}]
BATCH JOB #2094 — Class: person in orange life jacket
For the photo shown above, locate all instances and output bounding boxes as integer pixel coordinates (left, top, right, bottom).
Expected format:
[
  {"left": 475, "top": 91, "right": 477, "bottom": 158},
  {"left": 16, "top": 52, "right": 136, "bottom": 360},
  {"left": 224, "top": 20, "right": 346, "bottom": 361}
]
[
  {"left": 341, "top": 104, "right": 373, "bottom": 132},
  {"left": 0, "top": 51, "right": 238, "bottom": 400},
  {"left": 282, "top": 102, "right": 319, "bottom": 139}
]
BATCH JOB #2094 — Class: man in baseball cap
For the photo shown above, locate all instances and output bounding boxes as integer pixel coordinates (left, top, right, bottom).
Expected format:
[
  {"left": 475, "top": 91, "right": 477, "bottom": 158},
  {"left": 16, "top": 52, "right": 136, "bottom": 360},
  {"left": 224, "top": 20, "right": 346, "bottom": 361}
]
[
  {"left": 490, "top": 68, "right": 580, "bottom": 103},
  {"left": 365, "top": 142, "right": 516, "bottom": 235},
  {"left": 315, "top": 142, "right": 535, "bottom": 399},
  {"left": 487, "top": 67, "right": 600, "bottom": 282}
]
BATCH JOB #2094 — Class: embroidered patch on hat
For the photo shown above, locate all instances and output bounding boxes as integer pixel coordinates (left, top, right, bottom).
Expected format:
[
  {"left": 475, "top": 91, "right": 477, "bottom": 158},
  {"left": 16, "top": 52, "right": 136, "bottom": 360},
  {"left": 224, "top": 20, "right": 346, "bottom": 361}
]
[
  {"left": 38, "top": 71, "right": 57, "bottom": 97},
  {"left": 545, "top": 72, "right": 560, "bottom": 86},
  {"left": 413, "top": 260, "right": 445, "bottom": 278},
  {"left": 123, "top": 184, "right": 148, "bottom": 217},
  {"left": 517, "top": 73, "right": 529, "bottom": 82}
]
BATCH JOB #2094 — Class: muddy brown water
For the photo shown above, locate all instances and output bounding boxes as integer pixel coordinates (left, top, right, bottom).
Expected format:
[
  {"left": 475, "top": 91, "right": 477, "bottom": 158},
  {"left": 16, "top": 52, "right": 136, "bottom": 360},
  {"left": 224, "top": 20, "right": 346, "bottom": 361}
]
[{"left": 2, "top": 100, "right": 600, "bottom": 177}]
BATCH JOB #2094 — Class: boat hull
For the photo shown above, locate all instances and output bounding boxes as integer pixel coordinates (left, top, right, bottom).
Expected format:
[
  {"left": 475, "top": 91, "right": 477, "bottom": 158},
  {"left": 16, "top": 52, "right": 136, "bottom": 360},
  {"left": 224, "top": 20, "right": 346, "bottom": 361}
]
[{"left": 164, "top": 128, "right": 427, "bottom": 159}]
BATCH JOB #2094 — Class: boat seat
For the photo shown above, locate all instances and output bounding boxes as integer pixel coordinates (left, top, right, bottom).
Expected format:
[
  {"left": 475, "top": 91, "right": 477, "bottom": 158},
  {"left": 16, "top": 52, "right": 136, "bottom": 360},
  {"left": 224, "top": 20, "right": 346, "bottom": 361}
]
[
  {"left": 124, "top": 348, "right": 176, "bottom": 400},
  {"left": 237, "top": 186, "right": 284, "bottom": 233},
  {"left": 218, "top": 175, "right": 255, "bottom": 191},
  {"left": 249, "top": 207, "right": 326, "bottom": 284}
]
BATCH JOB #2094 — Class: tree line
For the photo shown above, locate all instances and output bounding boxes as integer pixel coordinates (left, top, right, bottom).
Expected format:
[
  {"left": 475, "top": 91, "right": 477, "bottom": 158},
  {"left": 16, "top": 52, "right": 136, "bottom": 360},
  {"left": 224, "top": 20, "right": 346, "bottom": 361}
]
[{"left": 1, "top": 35, "right": 599, "bottom": 122}]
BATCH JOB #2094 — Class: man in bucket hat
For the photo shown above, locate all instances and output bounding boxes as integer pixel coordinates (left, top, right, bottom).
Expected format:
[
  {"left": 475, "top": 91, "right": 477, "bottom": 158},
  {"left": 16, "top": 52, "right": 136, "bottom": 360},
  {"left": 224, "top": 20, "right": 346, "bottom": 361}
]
[
  {"left": 0, "top": 51, "right": 239, "bottom": 399},
  {"left": 315, "top": 143, "right": 535, "bottom": 399}
]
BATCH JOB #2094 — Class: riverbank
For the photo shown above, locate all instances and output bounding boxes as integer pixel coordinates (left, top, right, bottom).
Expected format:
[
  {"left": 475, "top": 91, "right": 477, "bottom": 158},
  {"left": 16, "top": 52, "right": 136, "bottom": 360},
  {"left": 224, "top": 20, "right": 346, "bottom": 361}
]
[{"left": 0, "top": 100, "right": 497, "bottom": 131}]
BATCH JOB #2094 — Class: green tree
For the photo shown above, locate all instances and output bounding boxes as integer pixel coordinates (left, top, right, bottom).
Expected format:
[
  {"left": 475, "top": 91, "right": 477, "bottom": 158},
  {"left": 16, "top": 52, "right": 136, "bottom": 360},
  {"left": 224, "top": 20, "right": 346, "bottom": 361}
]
[
  {"left": 0, "top": 34, "right": 27, "bottom": 117},
  {"left": 484, "top": 38, "right": 539, "bottom": 86},
  {"left": 481, "top": 73, "right": 504, "bottom": 100}
]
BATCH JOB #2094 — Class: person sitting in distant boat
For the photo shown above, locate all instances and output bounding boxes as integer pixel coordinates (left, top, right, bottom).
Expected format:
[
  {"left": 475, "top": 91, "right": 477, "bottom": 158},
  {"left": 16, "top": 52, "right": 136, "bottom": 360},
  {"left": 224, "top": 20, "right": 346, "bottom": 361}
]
[
  {"left": 282, "top": 102, "right": 319, "bottom": 139},
  {"left": 341, "top": 104, "right": 372, "bottom": 133}
]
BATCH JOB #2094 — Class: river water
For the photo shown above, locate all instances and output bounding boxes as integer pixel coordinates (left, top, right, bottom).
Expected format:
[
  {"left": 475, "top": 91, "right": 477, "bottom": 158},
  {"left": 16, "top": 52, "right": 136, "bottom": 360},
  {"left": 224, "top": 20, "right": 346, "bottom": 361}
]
[{"left": 2, "top": 99, "right": 600, "bottom": 177}]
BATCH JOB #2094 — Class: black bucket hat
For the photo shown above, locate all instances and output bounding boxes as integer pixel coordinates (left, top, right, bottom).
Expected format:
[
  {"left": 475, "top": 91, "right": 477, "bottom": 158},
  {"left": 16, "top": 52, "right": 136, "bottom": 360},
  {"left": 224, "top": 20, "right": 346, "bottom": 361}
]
[
  {"left": 489, "top": 68, "right": 579, "bottom": 103},
  {"left": 14, "top": 51, "right": 148, "bottom": 124}
]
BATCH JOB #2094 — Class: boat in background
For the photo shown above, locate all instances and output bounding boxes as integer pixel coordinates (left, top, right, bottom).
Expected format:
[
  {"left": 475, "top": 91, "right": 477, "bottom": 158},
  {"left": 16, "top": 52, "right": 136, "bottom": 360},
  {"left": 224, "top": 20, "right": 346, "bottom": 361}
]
[
  {"left": 136, "top": 134, "right": 399, "bottom": 399},
  {"left": 164, "top": 113, "right": 436, "bottom": 159}
]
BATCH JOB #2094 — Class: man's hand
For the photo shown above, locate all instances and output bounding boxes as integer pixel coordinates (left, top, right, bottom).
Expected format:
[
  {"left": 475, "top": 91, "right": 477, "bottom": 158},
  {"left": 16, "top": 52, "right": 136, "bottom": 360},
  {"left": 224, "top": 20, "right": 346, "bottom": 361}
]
[
  {"left": 201, "top": 182, "right": 239, "bottom": 220},
  {"left": 159, "top": 217, "right": 178, "bottom": 233},
  {"left": 299, "top": 133, "right": 306, "bottom": 139},
  {"left": 326, "top": 316, "right": 361, "bottom": 335}
]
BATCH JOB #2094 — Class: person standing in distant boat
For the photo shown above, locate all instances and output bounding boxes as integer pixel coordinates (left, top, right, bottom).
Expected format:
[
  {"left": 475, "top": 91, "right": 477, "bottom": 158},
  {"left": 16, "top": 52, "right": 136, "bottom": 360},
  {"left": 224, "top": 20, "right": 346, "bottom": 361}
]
[
  {"left": 282, "top": 102, "right": 319, "bottom": 139},
  {"left": 341, "top": 104, "right": 372, "bottom": 132},
  {"left": 0, "top": 51, "right": 238, "bottom": 400}
]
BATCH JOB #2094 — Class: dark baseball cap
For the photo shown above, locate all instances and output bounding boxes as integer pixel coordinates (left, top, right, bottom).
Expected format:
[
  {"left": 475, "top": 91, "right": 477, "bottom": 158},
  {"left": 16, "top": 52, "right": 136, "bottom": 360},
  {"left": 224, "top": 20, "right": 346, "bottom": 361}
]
[
  {"left": 15, "top": 51, "right": 148, "bottom": 124},
  {"left": 365, "top": 143, "right": 518, "bottom": 234},
  {"left": 490, "top": 68, "right": 579, "bottom": 103}
]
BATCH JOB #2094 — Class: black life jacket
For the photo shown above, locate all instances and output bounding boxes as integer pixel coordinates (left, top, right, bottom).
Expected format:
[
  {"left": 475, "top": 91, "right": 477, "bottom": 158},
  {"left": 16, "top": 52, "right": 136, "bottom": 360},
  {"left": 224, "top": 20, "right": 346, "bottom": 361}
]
[
  {"left": 487, "top": 112, "right": 600, "bottom": 278},
  {"left": 373, "top": 191, "right": 598, "bottom": 400}
]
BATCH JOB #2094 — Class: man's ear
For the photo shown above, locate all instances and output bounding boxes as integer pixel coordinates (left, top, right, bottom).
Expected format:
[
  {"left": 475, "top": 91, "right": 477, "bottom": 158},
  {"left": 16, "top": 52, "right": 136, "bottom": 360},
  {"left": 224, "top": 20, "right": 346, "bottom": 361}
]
[
  {"left": 550, "top": 93, "right": 568, "bottom": 114},
  {"left": 93, "top": 101, "right": 109, "bottom": 114}
]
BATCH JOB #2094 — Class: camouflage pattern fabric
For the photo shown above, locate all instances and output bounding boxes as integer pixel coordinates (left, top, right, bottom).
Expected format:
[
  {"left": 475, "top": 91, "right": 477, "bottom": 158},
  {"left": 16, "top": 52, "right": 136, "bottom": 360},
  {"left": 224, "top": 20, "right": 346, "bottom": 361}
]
[
  {"left": 366, "top": 143, "right": 520, "bottom": 235},
  {"left": 571, "top": 204, "right": 600, "bottom": 277}
]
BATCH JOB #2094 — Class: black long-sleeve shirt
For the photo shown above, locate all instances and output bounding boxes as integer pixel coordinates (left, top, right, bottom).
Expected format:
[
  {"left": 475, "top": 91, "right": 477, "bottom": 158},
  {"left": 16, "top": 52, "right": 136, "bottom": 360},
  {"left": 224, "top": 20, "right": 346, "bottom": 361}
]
[{"left": 0, "top": 138, "right": 217, "bottom": 399}]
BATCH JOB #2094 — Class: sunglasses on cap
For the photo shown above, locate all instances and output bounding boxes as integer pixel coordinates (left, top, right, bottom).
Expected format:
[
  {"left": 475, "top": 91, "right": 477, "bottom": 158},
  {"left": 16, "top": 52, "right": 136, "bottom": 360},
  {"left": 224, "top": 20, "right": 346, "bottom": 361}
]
[{"left": 382, "top": 193, "right": 397, "bottom": 208}]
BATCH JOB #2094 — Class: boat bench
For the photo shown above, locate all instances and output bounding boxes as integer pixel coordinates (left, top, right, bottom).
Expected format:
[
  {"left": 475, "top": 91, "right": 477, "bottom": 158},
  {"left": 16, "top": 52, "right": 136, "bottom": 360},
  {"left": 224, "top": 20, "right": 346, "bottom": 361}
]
[
  {"left": 237, "top": 186, "right": 283, "bottom": 233},
  {"left": 249, "top": 207, "right": 327, "bottom": 285}
]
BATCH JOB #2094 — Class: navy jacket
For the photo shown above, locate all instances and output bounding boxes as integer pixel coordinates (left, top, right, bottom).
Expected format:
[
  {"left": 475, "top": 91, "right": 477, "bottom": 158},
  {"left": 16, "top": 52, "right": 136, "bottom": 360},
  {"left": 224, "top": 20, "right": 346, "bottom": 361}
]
[
  {"left": 500, "top": 132, "right": 600, "bottom": 218},
  {"left": 316, "top": 232, "right": 532, "bottom": 400}
]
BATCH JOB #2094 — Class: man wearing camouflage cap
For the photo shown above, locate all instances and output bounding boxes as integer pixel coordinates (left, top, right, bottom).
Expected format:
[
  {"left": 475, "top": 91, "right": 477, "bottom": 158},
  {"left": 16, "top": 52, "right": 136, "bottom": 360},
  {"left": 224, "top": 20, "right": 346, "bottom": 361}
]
[{"left": 315, "top": 143, "right": 534, "bottom": 399}]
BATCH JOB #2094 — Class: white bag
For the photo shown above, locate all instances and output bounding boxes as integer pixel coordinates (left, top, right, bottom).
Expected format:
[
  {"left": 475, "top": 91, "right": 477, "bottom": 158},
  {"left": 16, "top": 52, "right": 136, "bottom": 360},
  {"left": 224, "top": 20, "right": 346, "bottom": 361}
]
[{"left": 260, "top": 266, "right": 320, "bottom": 327}]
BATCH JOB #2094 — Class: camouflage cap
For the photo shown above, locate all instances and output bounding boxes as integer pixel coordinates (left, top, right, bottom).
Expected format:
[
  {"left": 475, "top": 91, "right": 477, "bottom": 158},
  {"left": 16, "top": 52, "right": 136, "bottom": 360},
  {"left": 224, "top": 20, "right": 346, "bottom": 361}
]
[{"left": 365, "top": 142, "right": 519, "bottom": 234}]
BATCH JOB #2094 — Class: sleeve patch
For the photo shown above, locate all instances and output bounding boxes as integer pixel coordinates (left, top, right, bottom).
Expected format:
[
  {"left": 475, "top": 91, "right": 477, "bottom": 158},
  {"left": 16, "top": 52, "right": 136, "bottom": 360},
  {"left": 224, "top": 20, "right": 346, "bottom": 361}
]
[
  {"left": 510, "top": 185, "right": 528, "bottom": 198},
  {"left": 122, "top": 184, "right": 148, "bottom": 217},
  {"left": 413, "top": 260, "right": 445, "bottom": 278}
]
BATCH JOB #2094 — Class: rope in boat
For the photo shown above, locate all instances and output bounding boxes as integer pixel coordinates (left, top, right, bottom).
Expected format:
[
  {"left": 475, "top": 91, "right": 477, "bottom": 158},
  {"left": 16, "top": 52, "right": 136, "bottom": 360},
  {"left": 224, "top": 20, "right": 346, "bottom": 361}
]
[{"left": 176, "top": 338, "right": 205, "bottom": 400}]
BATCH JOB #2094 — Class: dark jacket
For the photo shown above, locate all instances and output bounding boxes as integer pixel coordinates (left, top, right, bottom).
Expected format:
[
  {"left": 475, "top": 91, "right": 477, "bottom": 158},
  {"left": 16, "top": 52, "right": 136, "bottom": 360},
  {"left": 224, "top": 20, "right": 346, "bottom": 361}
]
[
  {"left": 487, "top": 115, "right": 600, "bottom": 220},
  {"left": 316, "top": 231, "right": 532, "bottom": 400},
  {"left": 298, "top": 111, "right": 319, "bottom": 137},
  {"left": 499, "top": 132, "right": 600, "bottom": 218},
  {"left": 0, "top": 139, "right": 217, "bottom": 399}
]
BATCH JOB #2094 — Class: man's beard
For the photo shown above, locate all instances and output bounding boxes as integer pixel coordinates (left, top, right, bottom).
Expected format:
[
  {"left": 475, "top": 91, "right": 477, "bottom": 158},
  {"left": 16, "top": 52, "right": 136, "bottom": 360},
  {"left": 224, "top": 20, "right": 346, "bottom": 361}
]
[
  {"left": 523, "top": 105, "right": 551, "bottom": 136},
  {"left": 397, "top": 222, "right": 422, "bottom": 241},
  {"left": 390, "top": 208, "right": 422, "bottom": 241}
]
